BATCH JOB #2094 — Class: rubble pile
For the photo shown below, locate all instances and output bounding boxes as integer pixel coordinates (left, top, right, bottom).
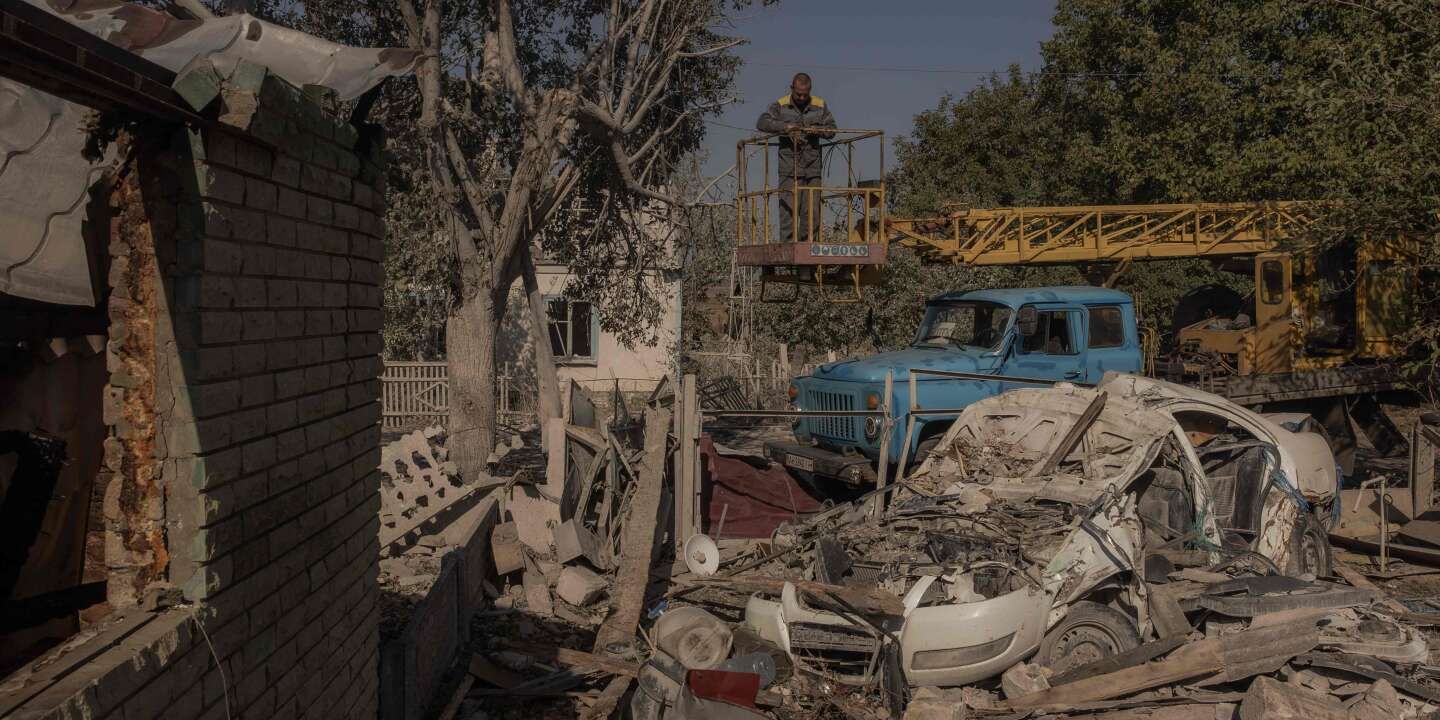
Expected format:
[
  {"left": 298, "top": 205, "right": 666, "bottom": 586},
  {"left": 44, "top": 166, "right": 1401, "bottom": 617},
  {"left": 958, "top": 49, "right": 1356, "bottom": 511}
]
[
  {"left": 448, "top": 377, "right": 1440, "bottom": 720},
  {"left": 377, "top": 427, "right": 463, "bottom": 636}
]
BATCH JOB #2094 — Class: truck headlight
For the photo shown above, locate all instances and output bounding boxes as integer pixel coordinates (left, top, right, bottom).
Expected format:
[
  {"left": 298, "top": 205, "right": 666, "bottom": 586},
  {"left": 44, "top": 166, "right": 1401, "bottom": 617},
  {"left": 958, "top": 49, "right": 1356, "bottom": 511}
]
[
  {"left": 864, "top": 416, "right": 881, "bottom": 440},
  {"left": 865, "top": 392, "right": 881, "bottom": 409},
  {"left": 788, "top": 384, "right": 799, "bottom": 401}
]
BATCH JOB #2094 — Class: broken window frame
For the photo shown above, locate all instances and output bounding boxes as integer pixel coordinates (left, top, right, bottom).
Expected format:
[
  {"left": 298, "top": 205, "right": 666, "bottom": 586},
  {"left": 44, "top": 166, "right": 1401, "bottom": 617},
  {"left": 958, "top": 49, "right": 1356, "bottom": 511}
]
[
  {"left": 1020, "top": 309, "right": 1079, "bottom": 356},
  {"left": 1087, "top": 305, "right": 1125, "bottom": 349},
  {"left": 545, "top": 295, "right": 599, "bottom": 365}
]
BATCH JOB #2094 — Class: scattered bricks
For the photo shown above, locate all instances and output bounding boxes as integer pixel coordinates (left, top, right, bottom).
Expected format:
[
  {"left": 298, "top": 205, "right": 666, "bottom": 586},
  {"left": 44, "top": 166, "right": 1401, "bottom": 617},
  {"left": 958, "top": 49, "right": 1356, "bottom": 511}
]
[
  {"left": 555, "top": 566, "right": 608, "bottom": 606},
  {"left": 175, "top": 61, "right": 224, "bottom": 110}
]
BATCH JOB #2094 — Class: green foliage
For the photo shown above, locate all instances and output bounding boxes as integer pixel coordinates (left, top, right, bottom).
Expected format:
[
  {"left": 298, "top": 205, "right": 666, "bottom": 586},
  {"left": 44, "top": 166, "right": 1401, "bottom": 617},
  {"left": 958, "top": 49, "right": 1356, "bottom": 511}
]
[
  {"left": 717, "top": 0, "right": 1439, "bottom": 369},
  {"left": 285, "top": 1, "right": 753, "bottom": 358}
]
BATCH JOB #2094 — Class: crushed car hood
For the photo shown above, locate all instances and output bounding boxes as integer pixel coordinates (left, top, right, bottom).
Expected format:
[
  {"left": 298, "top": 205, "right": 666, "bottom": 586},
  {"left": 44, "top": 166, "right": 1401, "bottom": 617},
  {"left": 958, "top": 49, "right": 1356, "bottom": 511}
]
[{"left": 913, "top": 383, "right": 1176, "bottom": 506}]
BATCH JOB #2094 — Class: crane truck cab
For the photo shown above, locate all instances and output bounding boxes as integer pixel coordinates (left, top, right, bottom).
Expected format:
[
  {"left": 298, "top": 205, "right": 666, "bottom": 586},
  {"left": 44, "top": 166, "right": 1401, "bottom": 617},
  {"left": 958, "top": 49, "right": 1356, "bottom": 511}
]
[{"left": 765, "top": 286, "right": 1144, "bottom": 486}]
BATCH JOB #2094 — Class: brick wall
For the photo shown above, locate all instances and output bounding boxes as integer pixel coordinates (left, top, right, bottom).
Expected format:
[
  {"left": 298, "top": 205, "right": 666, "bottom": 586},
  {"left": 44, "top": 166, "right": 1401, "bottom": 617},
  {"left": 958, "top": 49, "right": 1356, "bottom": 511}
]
[{"left": 6, "top": 65, "right": 386, "bottom": 719}]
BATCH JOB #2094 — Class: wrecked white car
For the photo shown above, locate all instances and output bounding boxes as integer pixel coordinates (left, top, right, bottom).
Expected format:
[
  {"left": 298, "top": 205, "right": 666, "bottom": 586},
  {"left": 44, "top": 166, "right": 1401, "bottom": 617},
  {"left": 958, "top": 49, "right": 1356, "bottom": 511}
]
[{"left": 744, "top": 372, "right": 1338, "bottom": 688}]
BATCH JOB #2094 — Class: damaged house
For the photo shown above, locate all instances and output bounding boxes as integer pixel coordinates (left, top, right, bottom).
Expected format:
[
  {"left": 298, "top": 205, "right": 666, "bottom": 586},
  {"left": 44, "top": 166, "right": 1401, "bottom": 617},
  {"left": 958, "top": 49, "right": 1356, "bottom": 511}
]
[{"left": 0, "top": 1, "right": 413, "bottom": 716}]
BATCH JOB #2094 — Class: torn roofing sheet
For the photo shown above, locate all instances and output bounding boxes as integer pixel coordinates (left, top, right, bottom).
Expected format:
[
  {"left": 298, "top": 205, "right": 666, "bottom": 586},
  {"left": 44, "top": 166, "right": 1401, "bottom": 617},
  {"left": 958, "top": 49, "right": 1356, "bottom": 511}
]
[
  {"left": 0, "top": 79, "right": 110, "bottom": 305},
  {"left": 2, "top": 0, "right": 417, "bottom": 306},
  {"left": 30, "top": 0, "right": 421, "bottom": 102}
]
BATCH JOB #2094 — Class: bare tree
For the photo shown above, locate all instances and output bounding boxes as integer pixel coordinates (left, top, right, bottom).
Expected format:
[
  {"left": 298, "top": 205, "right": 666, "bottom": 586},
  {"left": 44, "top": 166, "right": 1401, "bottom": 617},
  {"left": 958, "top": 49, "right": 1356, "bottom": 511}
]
[{"left": 381, "top": 0, "right": 747, "bottom": 475}]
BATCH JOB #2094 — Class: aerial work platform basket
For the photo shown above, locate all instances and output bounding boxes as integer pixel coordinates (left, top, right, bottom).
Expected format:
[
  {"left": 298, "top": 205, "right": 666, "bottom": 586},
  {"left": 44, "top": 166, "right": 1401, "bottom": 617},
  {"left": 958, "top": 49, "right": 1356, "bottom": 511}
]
[{"left": 732, "top": 129, "right": 890, "bottom": 301}]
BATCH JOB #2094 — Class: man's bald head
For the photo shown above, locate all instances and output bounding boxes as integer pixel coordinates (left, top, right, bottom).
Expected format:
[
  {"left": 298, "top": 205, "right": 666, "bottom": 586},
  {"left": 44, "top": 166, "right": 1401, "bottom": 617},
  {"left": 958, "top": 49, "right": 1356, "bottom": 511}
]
[{"left": 790, "top": 72, "right": 813, "bottom": 107}]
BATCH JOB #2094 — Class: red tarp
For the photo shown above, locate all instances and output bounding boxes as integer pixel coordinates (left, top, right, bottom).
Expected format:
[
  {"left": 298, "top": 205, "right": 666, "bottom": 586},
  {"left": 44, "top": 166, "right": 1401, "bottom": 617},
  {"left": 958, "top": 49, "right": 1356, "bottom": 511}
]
[{"left": 700, "top": 436, "right": 824, "bottom": 539}]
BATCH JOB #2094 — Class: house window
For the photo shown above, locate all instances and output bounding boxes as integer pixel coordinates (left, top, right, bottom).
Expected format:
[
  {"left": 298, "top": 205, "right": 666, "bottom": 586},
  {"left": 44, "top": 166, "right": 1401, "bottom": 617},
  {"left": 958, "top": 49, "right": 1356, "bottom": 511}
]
[
  {"left": 1087, "top": 305, "right": 1125, "bottom": 348},
  {"left": 547, "top": 297, "right": 597, "bottom": 364}
]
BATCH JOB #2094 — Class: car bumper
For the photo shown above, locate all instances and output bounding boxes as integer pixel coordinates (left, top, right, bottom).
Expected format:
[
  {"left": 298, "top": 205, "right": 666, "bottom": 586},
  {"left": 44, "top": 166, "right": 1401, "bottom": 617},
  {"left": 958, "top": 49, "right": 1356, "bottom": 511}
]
[
  {"left": 744, "top": 580, "right": 1050, "bottom": 688},
  {"left": 764, "top": 441, "right": 877, "bottom": 486}
]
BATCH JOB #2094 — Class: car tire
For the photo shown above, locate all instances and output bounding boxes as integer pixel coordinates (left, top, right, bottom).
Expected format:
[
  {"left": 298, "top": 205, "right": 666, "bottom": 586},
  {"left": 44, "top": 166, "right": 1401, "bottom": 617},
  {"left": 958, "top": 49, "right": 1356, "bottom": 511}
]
[
  {"left": 1289, "top": 511, "right": 1331, "bottom": 578},
  {"left": 1033, "top": 601, "right": 1141, "bottom": 675}
]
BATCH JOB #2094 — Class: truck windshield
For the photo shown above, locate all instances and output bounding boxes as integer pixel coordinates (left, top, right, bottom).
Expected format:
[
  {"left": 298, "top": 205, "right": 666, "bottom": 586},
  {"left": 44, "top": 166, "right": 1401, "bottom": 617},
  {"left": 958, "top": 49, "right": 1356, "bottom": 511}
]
[{"left": 914, "top": 302, "right": 1013, "bottom": 350}]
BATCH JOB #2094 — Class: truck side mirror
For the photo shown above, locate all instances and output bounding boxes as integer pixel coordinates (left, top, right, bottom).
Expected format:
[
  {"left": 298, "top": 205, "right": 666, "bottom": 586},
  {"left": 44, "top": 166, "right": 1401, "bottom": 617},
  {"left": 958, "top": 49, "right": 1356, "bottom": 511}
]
[{"left": 1017, "top": 306, "right": 1039, "bottom": 337}]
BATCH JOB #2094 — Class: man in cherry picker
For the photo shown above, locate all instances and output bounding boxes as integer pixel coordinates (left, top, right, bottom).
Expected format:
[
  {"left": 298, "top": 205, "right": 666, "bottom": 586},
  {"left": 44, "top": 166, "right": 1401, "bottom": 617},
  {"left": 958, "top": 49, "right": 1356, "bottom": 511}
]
[{"left": 756, "top": 72, "right": 837, "bottom": 243}]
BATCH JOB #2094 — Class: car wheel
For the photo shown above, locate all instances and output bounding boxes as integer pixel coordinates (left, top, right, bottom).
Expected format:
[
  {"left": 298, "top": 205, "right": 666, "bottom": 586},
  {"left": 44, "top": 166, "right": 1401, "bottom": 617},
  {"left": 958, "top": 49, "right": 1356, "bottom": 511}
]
[
  {"left": 1033, "top": 601, "right": 1141, "bottom": 675},
  {"left": 1290, "top": 512, "right": 1331, "bottom": 578}
]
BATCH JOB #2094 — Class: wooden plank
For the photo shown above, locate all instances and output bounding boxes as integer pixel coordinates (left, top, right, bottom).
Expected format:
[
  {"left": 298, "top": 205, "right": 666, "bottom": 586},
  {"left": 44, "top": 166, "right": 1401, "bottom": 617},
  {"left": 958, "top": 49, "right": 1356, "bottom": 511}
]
[
  {"left": 1008, "top": 619, "right": 1318, "bottom": 709},
  {"left": 1333, "top": 562, "right": 1409, "bottom": 614},
  {"left": 1029, "top": 391, "right": 1107, "bottom": 477},
  {"left": 497, "top": 642, "right": 640, "bottom": 677},
  {"left": 436, "top": 675, "right": 475, "bottom": 720},
  {"left": 593, "top": 406, "right": 671, "bottom": 654},
  {"left": 469, "top": 654, "right": 525, "bottom": 688}
]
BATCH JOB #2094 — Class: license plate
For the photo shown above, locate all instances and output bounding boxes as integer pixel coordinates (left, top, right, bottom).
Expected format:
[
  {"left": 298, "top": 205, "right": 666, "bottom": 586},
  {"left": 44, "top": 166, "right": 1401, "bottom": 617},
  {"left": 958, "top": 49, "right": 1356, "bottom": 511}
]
[{"left": 786, "top": 453, "right": 815, "bottom": 472}]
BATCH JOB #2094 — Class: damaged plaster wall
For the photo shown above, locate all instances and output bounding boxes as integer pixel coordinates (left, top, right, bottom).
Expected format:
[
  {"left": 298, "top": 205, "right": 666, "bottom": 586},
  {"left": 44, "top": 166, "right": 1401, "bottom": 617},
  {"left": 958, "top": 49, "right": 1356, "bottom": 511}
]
[{"left": 4, "top": 68, "right": 387, "bottom": 719}]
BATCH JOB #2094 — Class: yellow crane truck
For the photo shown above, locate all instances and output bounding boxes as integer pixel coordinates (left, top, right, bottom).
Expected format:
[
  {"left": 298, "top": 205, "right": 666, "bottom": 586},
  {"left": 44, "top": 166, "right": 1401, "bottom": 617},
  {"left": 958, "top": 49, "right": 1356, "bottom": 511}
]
[{"left": 733, "top": 130, "right": 1419, "bottom": 472}]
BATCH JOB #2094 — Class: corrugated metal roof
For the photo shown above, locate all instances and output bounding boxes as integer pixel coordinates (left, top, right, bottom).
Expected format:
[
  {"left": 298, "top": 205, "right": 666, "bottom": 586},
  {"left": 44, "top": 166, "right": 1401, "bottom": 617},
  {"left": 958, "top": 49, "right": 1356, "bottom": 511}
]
[{"left": 1, "top": 0, "right": 416, "bottom": 307}]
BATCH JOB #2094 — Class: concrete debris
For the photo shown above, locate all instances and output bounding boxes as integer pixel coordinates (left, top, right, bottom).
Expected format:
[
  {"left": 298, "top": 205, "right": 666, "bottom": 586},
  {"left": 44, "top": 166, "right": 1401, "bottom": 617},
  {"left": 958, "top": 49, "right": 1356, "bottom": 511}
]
[
  {"left": 555, "top": 566, "right": 608, "bottom": 607},
  {"left": 454, "top": 375, "right": 1440, "bottom": 720}
]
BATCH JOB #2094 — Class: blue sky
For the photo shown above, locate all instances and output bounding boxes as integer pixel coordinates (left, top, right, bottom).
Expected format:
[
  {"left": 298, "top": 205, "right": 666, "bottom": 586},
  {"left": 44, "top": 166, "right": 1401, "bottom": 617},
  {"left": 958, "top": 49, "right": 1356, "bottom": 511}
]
[{"left": 699, "top": 1, "right": 1058, "bottom": 183}]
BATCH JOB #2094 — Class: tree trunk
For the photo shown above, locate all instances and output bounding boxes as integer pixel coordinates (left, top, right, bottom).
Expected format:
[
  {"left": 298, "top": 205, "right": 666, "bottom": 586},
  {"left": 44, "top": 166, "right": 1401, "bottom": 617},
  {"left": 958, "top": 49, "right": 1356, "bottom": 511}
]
[
  {"left": 522, "top": 245, "right": 563, "bottom": 432},
  {"left": 447, "top": 291, "right": 500, "bottom": 479}
]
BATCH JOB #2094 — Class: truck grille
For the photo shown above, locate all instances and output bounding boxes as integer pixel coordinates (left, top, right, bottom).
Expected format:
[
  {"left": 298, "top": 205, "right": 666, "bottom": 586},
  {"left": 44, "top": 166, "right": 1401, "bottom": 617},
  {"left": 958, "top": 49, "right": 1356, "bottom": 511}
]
[{"left": 805, "top": 389, "right": 856, "bottom": 441}]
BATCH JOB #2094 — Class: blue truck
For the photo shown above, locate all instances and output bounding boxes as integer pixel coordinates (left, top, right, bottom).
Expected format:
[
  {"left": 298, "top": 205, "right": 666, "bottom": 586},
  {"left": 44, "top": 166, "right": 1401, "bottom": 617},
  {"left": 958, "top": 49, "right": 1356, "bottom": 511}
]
[{"left": 765, "top": 286, "right": 1144, "bottom": 486}]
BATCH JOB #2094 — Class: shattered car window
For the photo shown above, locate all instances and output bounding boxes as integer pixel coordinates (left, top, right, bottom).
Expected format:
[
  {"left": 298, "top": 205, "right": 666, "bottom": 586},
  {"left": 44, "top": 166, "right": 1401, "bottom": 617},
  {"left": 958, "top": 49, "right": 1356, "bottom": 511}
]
[{"left": 914, "top": 302, "right": 1013, "bottom": 350}]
